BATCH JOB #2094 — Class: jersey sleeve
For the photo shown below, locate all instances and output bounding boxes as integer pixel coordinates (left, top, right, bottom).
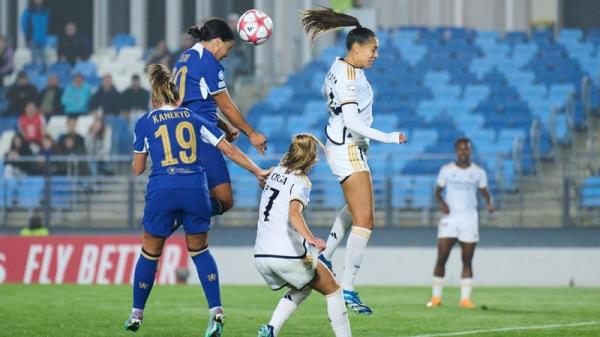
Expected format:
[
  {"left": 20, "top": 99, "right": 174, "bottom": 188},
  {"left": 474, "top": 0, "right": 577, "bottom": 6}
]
[
  {"left": 436, "top": 165, "right": 448, "bottom": 188},
  {"left": 204, "top": 58, "right": 227, "bottom": 95},
  {"left": 199, "top": 120, "right": 225, "bottom": 146},
  {"left": 478, "top": 168, "right": 489, "bottom": 189},
  {"left": 290, "top": 177, "right": 311, "bottom": 208},
  {"left": 132, "top": 116, "right": 148, "bottom": 153},
  {"left": 333, "top": 63, "right": 359, "bottom": 105}
]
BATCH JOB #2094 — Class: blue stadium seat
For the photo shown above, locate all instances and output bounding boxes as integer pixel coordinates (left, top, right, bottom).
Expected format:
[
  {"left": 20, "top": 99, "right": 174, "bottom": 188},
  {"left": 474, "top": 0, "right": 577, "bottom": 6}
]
[
  {"left": 16, "top": 177, "right": 45, "bottom": 209},
  {"left": 111, "top": 34, "right": 136, "bottom": 52},
  {"left": 581, "top": 176, "right": 600, "bottom": 208}
]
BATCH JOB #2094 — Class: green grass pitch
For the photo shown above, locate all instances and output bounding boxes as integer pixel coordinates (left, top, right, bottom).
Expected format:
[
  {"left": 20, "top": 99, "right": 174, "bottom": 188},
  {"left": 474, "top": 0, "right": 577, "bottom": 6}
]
[{"left": 1, "top": 285, "right": 599, "bottom": 336}]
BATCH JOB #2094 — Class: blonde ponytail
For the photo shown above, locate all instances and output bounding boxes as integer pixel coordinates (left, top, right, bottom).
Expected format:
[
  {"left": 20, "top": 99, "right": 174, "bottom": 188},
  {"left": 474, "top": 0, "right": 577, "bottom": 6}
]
[
  {"left": 147, "top": 64, "right": 179, "bottom": 106},
  {"left": 281, "top": 133, "right": 324, "bottom": 175}
]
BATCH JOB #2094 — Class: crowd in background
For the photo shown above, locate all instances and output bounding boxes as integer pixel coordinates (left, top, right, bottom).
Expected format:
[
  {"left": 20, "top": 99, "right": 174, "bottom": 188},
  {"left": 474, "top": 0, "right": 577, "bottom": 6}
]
[{"left": 0, "top": 0, "right": 250, "bottom": 179}]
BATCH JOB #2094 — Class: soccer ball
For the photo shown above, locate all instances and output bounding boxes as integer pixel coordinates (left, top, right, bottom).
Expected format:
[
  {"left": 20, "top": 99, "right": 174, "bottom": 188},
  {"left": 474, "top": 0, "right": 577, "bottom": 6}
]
[{"left": 237, "top": 9, "right": 273, "bottom": 45}]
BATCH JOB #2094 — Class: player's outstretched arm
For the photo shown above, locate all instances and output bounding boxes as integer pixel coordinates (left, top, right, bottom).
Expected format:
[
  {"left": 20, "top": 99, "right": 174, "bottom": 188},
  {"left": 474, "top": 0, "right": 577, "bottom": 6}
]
[
  {"left": 213, "top": 91, "right": 267, "bottom": 155},
  {"left": 341, "top": 103, "right": 407, "bottom": 144},
  {"left": 132, "top": 153, "right": 148, "bottom": 176},
  {"left": 289, "top": 201, "right": 326, "bottom": 252},
  {"left": 216, "top": 139, "right": 270, "bottom": 185}
]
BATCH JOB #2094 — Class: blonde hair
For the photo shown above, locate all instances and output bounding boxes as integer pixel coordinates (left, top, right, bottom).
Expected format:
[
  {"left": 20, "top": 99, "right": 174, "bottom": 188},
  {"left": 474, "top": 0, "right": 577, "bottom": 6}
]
[
  {"left": 147, "top": 64, "right": 179, "bottom": 106},
  {"left": 280, "top": 133, "right": 324, "bottom": 175}
]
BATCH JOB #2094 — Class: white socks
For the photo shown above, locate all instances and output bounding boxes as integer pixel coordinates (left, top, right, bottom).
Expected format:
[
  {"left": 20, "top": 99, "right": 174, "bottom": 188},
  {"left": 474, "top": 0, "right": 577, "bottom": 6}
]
[
  {"left": 326, "top": 288, "right": 352, "bottom": 337},
  {"left": 461, "top": 278, "right": 473, "bottom": 300},
  {"left": 432, "top": 276, "right": 444, "bottom": 298},
  {"left": 341, "top": 226, "right": 371, "bottom": 291},
  {"left": 268, "top": 287, "right": 311, "bottom": 336},
  {"left": 322, "top": 205, "right": 353, "bottom": 261}
]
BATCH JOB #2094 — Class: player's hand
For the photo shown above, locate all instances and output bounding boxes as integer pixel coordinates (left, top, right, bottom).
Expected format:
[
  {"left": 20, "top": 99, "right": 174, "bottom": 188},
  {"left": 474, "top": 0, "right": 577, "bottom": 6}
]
[
  {"left": 487, "top": 203, "right": 495, "bottom": 214},
  {"left": 308, "top": 237, "right": 327, "bottom": 253},
  {"left": 255, "top": 168, "right": 272, "bottom": 188},
  {"left": 398, "top": 132, "right": 408, "bottom": 144},
  {"left": 440, "top": 203, "right": 450, "bottom": 214},
  {"left": 225, "top": 125, "right": 240, "bottom": 142},
  {"left": 249, "top": 131, "right": 267, "bottom": 155}
]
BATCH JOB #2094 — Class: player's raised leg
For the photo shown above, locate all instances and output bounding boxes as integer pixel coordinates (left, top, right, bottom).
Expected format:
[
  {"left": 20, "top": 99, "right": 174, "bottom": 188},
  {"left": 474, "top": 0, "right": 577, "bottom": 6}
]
[
  {"left": 340, "top": 171, "right": 374, "bottom": 315},
  {"left": 125, "top": 231, "right": 166, "bottom": 332},
  {"left": 186, "top": 232, "right": 225, "bottom": 337},
  {"left": 459, "top": 241, "right": 476, "bottom": 308},
  {"left": 428, "top": 237, "right": 456, "bottom": 307},
  {"left": 320, "top": 204, "right": 352, "bottom": 271},
  {"left": 209, "top": 182, "right": 234, "bottom": 216}
]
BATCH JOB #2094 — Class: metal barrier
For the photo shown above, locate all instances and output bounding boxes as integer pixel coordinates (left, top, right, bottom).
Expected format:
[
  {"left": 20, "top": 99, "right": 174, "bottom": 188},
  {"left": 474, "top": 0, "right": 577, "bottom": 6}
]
[{"left": 1, "top": 151, "right": 599, "bottom": 229}]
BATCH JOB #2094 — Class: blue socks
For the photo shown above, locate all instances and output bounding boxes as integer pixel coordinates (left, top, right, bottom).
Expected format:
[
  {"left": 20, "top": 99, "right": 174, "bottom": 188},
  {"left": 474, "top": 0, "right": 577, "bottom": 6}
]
[
  {"left": 132, "top": 249, "right": 160, "bottom": 310},
  {"left": 210, "top": 197, "right": 224, "bottom": 216},
  {"left": 190, "top": 247, "right": 222, "bottom": 309}
]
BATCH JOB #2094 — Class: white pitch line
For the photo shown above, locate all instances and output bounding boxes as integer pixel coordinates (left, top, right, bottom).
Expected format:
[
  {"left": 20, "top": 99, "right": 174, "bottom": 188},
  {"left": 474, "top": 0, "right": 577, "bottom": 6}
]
[{"left": 405, "top": 321, "right": 599, "bottom": 337}]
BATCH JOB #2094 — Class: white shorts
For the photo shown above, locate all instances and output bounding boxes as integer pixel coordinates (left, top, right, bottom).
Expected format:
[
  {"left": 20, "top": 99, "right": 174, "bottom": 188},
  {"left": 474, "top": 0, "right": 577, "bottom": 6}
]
[
  {"left": 437, "top": 212, "right": 479, "bottom": 243},
  {"left": 255, "top": 253, "right": 317, "bottom": 290},
  {"left": 326, "top": 141, "right": 370, "bottom": 182}
]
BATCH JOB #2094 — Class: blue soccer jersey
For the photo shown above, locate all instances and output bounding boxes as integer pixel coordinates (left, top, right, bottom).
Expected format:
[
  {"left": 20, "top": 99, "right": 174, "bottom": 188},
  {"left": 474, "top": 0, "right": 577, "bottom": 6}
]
[
  {"left": 133, "top": 105, "right": 225, "bottom": 191},
  {"left": 172, "top": 44, "right": 227, "bottom": 124}
]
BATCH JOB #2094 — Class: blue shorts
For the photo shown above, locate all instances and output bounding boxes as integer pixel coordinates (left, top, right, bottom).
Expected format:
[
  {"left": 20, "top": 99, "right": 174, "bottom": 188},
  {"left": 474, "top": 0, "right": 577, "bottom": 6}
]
[
  {"left": 142, "top": 188, "right": 212, "bottom": 237},
  {"left": 199, "top": 139, "right": 231, "bottom": 189}
]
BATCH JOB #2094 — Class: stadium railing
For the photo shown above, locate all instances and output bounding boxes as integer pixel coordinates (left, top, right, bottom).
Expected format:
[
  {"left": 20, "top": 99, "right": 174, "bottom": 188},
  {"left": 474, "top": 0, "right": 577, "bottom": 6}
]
[{"left": 1, "top": 151, "right": 599, "bottom": 230}]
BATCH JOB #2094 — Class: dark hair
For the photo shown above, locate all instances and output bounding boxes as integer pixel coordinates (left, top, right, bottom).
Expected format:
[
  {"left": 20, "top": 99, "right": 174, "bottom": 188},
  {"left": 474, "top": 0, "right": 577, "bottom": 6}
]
[
  {"left": 147, "top": 64, "right": 179, "bottom": 106},
  {"left": 454, "top": 137, "right": 471, "bottom": 149},
  {"left": 188, "top": 18, "right": 235, "bottom": 42},
  {"left": 300, "top": 7, "right": 375, "bottom": 50}
]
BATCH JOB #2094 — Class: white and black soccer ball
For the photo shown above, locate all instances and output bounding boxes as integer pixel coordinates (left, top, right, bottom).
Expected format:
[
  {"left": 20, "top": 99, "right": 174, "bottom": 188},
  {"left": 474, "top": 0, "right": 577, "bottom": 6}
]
[{"left": 237, "top": 9, "right": 273, "bottom": 45}]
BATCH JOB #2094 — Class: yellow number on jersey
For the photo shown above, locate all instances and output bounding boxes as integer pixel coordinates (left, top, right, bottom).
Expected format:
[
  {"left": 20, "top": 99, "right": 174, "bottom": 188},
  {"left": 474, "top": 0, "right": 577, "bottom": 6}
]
[
  {"left": 154, "top": 121, "right": 197, "bottom": 166},
  {"left": 171, "top": 66, "right": 188, "bottom": 99}
]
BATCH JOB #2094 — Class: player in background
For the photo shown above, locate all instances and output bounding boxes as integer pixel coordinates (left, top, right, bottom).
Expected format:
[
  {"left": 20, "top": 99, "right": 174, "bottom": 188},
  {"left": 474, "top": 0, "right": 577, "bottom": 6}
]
[
  {"left": 172, "top": 18, "right": 268, "bottom": 219},
  {"left": 124, "top": 64, "right": 270, "bottom": 336},
  {"left": 255, "top": 134, "right": 351, "bottom": 337},
  {"left": 427, "top": 138, "right": 494, "bottom": 309},
  {"left": 300, "top": 7, "right": 407, "bottom": 315}
]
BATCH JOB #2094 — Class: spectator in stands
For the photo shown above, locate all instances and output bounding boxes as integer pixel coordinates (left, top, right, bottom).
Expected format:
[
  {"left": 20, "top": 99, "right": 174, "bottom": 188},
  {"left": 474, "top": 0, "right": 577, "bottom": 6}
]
[
  {"left": 172, "top": 33, "right": 195, "bottom": 63},
  {"left": 121, "top": 75, "right": 149, "bottom": 115},
  {"left": 57, "top": 116, "right": 86, "bottom": 153},
  {"left": 4, "top": 133, "right": 35, "bottom": 176},
  {"left": 20, "top": 215, "right": 49, "bottom": 236},
  {"left": 36, "top": 133, "right": 63, "bottom": 175},
  {"left": 20, "top": 0, "right": 49, "bottom": 71},
  {"left": 58, "top": 22, "right": 92, "bottom": 66},
  {"left": 146, "top": 40, "right": 172, "bottom": 67},
  {"left": 61, "top": 73, "right": 91, "bottom": 116},
  {"left": 90, "top": 74, "right": 121, "bottom": 116},
  {"left": 37, "top": 74, "right": 63, "bottom": 120},
  {"left": 5, "top": 71, "right": 38, "bottom": 116},
  {"left": 0, "top": 35, "right": 14, "bottom": 88},
  {"left": 60, "top": 132, "right": 90, "bottom": 175},
  {"left": 86, "top": 114, "right": 112, "bottom": 175},
  {"left": 18, "top": 101, "right": 45, "bottom": 145}
]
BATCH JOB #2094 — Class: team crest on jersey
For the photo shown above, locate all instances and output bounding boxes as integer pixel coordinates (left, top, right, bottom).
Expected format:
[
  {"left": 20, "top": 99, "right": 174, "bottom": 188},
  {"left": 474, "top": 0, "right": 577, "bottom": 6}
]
[
  {"left": 218, "top": 70, "right": 224, "bottom": 80},
  {"left": 167, "top": 167, "right": 177, "bottom": 175}
]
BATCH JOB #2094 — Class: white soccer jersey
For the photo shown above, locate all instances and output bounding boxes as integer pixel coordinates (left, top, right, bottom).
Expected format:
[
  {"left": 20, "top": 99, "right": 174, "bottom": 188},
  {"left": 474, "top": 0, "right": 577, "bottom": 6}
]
[
  {"left": 322, "top": 57, "right": 374, "bottom": 145},
  {"left": 437, "top": 162, "right": 488, "bottom": 213},
  {"left": 254, "top": 166, "right": 312, "bottom": 257}
]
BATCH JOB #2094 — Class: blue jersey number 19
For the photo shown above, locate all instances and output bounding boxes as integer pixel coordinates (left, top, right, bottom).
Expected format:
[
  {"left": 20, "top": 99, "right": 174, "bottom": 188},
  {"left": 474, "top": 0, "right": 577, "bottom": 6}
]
[{"left": 154, "top": 121, "right": 197, "bottom": 166}]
